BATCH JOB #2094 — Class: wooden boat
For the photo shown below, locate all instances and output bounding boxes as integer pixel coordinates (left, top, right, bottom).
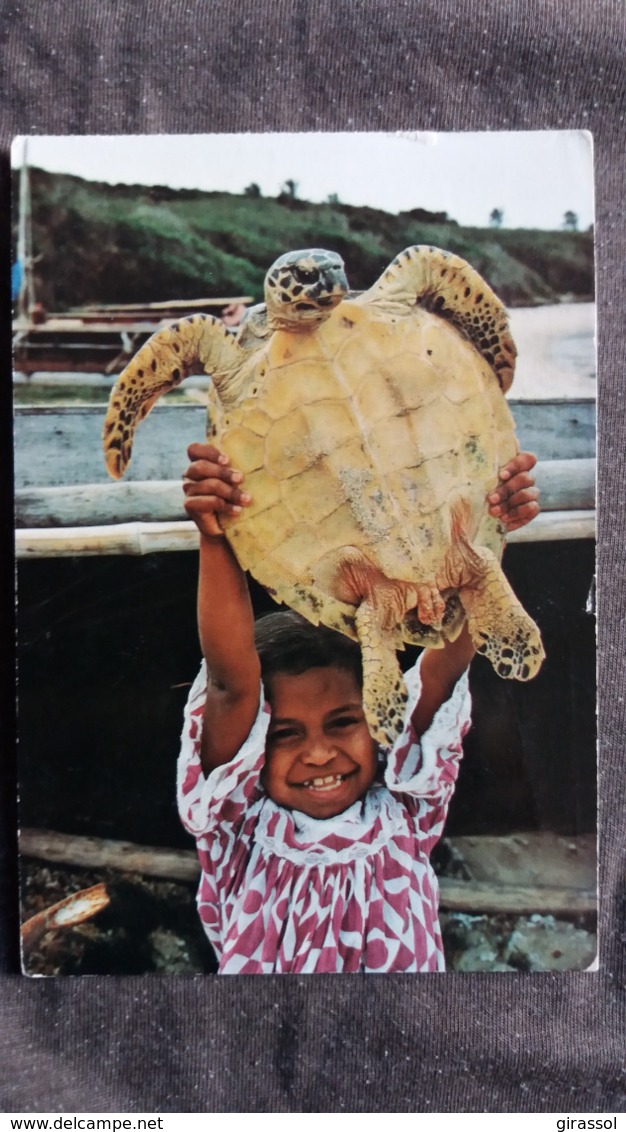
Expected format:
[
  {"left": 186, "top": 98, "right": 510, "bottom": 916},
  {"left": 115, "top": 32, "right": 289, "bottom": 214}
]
[{"left": 12, "top": 297, "right": 252, "bottom": 375}]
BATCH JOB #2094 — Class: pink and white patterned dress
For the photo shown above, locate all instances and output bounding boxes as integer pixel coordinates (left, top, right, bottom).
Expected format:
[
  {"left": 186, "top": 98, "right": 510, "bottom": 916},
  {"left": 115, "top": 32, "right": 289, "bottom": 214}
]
[{"left": 177, "top": 656, "right": 471, "bottom": 974}]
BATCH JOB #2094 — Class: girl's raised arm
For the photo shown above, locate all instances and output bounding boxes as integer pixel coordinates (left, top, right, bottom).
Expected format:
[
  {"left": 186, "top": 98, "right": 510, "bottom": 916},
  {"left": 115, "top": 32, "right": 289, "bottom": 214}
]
[{"left": 183, "top": 443, "right": 261, "bottom": 773}]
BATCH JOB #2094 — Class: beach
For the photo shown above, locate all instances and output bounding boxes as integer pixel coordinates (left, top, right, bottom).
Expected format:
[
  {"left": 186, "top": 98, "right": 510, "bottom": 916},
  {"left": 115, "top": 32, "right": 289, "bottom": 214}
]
[{"left": 507, "top": 302, "right": 596, "bottom": 401}]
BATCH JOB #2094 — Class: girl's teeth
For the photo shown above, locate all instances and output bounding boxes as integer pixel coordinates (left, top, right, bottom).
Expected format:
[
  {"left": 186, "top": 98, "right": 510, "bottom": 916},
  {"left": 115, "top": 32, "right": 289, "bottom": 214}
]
[{"left": 304, "top": 774, "right": 344, "bottom": 790}]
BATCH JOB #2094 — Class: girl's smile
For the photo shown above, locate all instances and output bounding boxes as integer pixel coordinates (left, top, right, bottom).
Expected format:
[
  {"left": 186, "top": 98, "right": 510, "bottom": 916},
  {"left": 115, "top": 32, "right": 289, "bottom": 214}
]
[{"left": 262, "top": 666, "right": 379, "bottom": 818}]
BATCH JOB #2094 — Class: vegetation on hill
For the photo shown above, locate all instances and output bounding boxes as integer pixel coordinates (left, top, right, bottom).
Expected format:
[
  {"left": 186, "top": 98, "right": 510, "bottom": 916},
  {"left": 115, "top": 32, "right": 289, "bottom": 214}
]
[{"left": 17, "top": 168, "right": 594, "bottom": 312}]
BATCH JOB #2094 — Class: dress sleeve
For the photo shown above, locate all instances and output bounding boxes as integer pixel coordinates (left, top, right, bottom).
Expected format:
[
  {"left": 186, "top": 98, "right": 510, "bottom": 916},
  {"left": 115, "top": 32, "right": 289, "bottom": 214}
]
[
  {"left": 176, "top": 660, "right": 271, "bottom": 837},
  {"left": 383, "top": 653, "right": 472, "bottom": 804}
]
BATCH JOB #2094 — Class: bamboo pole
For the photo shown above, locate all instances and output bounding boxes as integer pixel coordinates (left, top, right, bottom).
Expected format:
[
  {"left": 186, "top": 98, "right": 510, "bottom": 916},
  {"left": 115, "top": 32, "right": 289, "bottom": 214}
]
[
  {"left": 16, "top": 520, "right": 201, "bottom": 558},
  {"left": 505, "top": 509, "right": 595, "bottom": 543}
]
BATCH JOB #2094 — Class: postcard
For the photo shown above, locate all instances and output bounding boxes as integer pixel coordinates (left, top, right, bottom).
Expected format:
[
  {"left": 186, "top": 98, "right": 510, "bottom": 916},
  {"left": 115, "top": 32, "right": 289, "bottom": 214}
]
[{"left": 13, "top": 130, "right": 596, "bottom": 975}]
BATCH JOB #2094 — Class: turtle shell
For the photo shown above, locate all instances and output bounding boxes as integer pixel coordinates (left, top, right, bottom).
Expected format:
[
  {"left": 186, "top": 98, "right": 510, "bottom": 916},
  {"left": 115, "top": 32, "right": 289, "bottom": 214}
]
[{"left": 216, "top": 294, "right": 517, "bottom": 642}]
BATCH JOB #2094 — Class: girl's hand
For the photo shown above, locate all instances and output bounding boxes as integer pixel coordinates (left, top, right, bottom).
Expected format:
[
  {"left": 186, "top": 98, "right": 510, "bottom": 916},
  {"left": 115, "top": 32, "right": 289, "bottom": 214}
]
[
  {"left": 487, "top": 451, "right": 540, "bottom": 533},
  {"left": 182, "top": 442, "right": 252, "bottom": 538}
]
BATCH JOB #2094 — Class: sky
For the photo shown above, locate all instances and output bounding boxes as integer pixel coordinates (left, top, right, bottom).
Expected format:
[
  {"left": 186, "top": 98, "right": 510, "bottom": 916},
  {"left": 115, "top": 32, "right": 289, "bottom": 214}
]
[{"left": 11, "top": 130, "right": 594, "bottom": 231}]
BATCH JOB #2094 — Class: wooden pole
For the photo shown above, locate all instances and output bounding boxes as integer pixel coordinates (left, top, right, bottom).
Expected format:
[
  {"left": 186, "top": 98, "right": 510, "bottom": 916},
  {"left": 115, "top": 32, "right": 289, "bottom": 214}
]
[
  {"left": 14, "top": 459, "right": 596, "bottom": 529},
  {"left": 20, "top": 827, "right": 200, "bottom": 882},
  {"left": 16, "top": 137, "right": 35, "bottom": 319},
  {"left": 438, "top": 878, "right": 595, "bottom": 917},
  {"left": 14, "top": 508, "right": 596, "bottom": 559},
  {"left": 19, "top": 828, "right": 596, "bottom": 916},
  {"left": 20, "top": 882, "right": 111, "bottom": 953}
]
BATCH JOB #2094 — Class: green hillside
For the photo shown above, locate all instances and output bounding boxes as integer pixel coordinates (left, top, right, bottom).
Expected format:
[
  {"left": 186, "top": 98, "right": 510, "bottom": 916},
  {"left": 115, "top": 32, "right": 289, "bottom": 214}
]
[{"left": 17, "top": 168, "right": 594, "bottom": 312}]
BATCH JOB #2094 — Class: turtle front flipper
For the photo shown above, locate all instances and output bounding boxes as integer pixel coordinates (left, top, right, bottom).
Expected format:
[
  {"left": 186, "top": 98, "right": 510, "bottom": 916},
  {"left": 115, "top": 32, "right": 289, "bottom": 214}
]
[
  {"left": 364, "top": 244, "right": 516, "bottom": 393},
  {"left": 458, "top": 545, "right": 545, "bottom": 680},
  {"left": 103, "top": 314, "right": 242, "bottom": 479}
]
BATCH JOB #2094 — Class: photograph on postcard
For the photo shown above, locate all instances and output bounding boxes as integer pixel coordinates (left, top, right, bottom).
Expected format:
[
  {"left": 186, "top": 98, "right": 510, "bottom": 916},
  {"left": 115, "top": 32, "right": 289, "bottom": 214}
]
[{"left": 13, "top": 130, "right": 596, "bottom": 975}]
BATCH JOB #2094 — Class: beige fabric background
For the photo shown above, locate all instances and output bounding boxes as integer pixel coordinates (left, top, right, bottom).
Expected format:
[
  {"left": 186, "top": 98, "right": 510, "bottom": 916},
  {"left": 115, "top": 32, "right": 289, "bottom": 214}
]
[{"left": 1, "top": 0, "right": 624, "bottom": 1112}]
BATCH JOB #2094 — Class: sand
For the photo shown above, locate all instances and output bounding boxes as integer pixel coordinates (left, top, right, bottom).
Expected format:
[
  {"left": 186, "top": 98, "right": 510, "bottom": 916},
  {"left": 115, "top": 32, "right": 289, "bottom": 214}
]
[
  {"left": 14, "top": 302, "right": 597, "bottom": 404},
  {"left": 507, "top": 302, "right": 596, "bottom": 401}
]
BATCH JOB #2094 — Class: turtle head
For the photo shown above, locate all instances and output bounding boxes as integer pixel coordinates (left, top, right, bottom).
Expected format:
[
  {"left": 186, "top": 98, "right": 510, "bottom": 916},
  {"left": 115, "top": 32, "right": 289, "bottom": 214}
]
[{"left": 264, "top": 249, "right": 348, "bottom": 331}]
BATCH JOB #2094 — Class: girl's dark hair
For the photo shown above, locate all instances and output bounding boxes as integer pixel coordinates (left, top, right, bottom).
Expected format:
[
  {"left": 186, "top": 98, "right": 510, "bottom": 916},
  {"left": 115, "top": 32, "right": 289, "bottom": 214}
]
[{"left": 254, "top": 610, "right": 362, "bottom": 689}]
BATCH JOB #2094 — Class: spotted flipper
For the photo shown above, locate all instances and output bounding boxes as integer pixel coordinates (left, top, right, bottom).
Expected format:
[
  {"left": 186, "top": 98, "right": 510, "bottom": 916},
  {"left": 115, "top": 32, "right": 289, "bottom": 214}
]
[
  {"left": 459, "top": 546, "right": 545, "bottom": 679},
  {"left": 354, "top": 599, "right": 408, "bottom": 748},
  {"left": 103, "top": 314, "right": 243, "bottom": 479},
  {"left": 364, "top": 244, "right": 516, "bottom": 392}
]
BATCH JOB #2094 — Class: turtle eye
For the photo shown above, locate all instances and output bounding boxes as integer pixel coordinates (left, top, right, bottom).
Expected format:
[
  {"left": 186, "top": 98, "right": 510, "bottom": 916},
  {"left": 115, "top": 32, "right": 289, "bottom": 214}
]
[{"left": 292, "top": 265, "right": 320, "bottom": 285}]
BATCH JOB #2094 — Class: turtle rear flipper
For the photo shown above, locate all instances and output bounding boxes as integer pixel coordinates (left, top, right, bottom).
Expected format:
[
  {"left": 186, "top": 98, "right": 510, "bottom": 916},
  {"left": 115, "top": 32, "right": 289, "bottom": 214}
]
[
  {"left": 310, "top": 546, "right": 413, "bottom": 746},
  {"left": 445, "top": 495, "right": 544, "bottom": 680},
  {"left": 355, "top": 599, "right": 408, "bottom": 747},
  {"left": 459, "top": 546, "right": 545, "bottom": 680}
]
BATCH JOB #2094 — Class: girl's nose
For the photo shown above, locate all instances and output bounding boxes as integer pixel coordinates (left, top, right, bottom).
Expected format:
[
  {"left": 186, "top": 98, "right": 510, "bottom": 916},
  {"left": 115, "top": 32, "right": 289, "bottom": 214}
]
[{"left": 302, "top": 740, "right": 336, "bottom": 766}]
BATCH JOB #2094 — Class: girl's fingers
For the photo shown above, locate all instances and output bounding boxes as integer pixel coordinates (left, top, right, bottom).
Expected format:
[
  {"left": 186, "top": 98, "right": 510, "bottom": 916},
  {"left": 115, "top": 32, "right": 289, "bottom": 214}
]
[
  {"left": 183, "top": 496, "right": 244, "bottom": 534},
  {"left": 489, "top": 470, "right": 532, "bottom": 502},
  {"left": 499, "top": 500, "right": 541, "bottom": 531},
  {"left": 183, "top": 477, "right": 251, "bottom": 506},
  {"left": 488, "top": 474, "right": 537, "bottom": 506},
  {"left": 497, "top": 450, "right": 537, "bottom": 482},
  {"left": 187, "top": 441, "right": 229, "bottom": 465},
  {"left": 489, "top": 486, "right": 540, "bottom": 518},
  {"left": 183, "top": 459, "right": 244, "bottom": 485},
  {"left": 185, "top": 442, "right": 246, "bottom": 485},
  {"left": 184, "top": 494, "right": 242, "bottom": 514},
  {"left": 183, "top": 496, "right": 232, "bottom": 538}
]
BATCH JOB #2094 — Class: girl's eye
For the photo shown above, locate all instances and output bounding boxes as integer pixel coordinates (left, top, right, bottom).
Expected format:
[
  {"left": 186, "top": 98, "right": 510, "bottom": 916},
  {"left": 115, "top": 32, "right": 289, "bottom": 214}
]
[
  {"left": 269, "top": 727, "right": 300, "bottom": 744},
  {"left": 330, "top": 716, "right": 360, "bottom": 730}
]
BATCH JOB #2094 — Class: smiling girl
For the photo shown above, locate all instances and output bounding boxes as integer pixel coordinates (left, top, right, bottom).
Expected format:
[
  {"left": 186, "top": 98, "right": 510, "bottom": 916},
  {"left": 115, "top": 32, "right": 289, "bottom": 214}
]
[{"left": 177, "top": 443, "right": 540, "bottom": 974}]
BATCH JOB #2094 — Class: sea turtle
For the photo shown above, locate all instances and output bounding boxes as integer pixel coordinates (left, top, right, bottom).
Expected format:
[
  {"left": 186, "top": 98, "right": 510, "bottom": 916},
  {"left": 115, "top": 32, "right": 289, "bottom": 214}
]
[{"left": 103, "top": 245, "right": 544, "bottom": 745}]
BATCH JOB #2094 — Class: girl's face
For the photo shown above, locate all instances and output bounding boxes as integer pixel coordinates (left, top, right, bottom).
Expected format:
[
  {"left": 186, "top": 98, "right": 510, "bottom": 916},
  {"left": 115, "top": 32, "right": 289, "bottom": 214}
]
[{"left": 262, "top": 665, "right": 378, "bottom": 819}]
